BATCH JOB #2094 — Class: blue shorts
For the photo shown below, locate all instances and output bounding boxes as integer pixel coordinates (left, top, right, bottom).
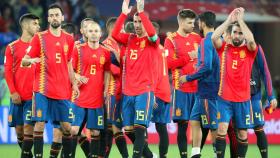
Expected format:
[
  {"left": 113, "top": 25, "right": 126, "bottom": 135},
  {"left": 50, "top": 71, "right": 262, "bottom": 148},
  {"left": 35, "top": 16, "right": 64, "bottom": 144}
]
[
  {"left": 53, "top": 102, "right": 74, "bottom": 128},
  {"left": 71, "top": 104, "right": 104, "bottom": 130},
  {"left": 122, "top": 92, "right": 154, "bottom": 127},
  {"left": 8, "top": 100, "right": 33, "bottom": 127},
  {"left": 112, "top": 100, "right": 123, "bottom": 129},
  {"left": 31, "top": 93, "right": 73, "bottom": 124},
  {"left": 172, "top": 90, "right": 197, "bottom": 121},
  {"left": 250, "top": 99, "right": 265, "bottom": 128},
  {"left": 151, "top": 97, "right": 171, "bottom": 124},
  {"left": 190, "top": 98, "right": 218, "bottom": 129},
  {"left": 217, "top": 97, "right": 252, "bottom": 129}
]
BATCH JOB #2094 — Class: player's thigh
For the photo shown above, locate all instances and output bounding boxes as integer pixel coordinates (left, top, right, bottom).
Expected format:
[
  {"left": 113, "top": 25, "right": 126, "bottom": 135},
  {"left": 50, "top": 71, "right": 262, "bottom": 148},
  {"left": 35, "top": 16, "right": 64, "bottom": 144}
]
[
  {"left": 121, "top": 94, "right": 135, "bottom": 127},
  {"left": 23, "top": 100, "right": 34, "bottom": 126},
  {"left": 217, "top": 97, "right": 233, "bottom": 124},
  {"left": 151, "top": 97, "right": 171, "bottom": 124},
  {"left": 201, "top": 99, "right": 218, "bottom": 130},
  {"left": 50, "top": 99, "right": 72, "bottom": 123},
  {"left": 8, "top": 102, "right": 24, "bottom": 127},
  {"left": 86, "top": 107, "right": 104, "bottom": 130},
  {"left": 233, "top": 100, "right": 252, "bottom": 129},
  {"left": 32, "top": 92, "right": 49, "bottom": 122},
  {"left": 134, "top": 92, "right": 154, "bottom": 127},
  {"left": 250, "top": 99, "right": 265, "bottom": 128},
  {"left": 112, "top": 100, "right": 123, "bottom": 129}
]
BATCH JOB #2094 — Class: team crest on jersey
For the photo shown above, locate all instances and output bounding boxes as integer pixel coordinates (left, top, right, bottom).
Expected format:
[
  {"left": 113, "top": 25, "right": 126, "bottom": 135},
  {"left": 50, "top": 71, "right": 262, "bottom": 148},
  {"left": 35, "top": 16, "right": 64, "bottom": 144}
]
[
  {"left": 217, "top": 112, "right": 221, "bottom": 120},
  {"left": 37, "top": 109, "right": 42, "bottom": 118},
  {"left": 8, "top": 115, "right": 12, "bottom": 122},
  {"left": 140, "top": 40, "right": 146, "bottom": 49},
  {"left": 239, "top": 50, "right": 246, "bottom": 59},
  {"left": 176, "top": 108, "right": 182, "bottom": 116},
  {"left": 100, "top": 56, "right": 105, "bottom": 65},
  {"left": 64, "top": 44, "right": 69, "bottom": 54}
]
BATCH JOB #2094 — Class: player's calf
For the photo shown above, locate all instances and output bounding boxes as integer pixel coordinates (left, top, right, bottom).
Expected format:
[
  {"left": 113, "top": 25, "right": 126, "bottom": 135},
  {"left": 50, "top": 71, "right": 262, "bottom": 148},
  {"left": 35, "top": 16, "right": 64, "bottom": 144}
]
[
  {"left": 21, "top": 124, "right": 34, "bottom": 158},
  {"left": 60, "top": 122, "right": 72, "bottom": 158},
  {"left": 50, "top": 128, "right": 62, "bottom": 158},
  {"left": 237, "top": 129, "right": 248, "bottom": 158},
  {"left": 155, "top": 123, "right": 169, "bottom": 158},
  {"left": 90, "top": 129, "right": 101, "bottom": 158},
  {"left": 254, "top": 126, "right": 268, "bottom": 158}
]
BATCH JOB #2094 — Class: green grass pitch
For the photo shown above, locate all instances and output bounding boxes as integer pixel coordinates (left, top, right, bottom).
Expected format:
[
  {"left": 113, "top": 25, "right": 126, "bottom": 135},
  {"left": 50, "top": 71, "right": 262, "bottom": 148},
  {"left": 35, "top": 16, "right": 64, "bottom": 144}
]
[{"left": 0, "top": 144, "right": 279, "bottom": 158}]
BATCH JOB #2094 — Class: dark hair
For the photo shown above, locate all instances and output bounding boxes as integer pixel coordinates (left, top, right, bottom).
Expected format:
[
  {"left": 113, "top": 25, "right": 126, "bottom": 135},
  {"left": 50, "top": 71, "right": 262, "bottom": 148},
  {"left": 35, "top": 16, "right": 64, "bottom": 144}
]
[
  {"left": 62, "top": 23, "right": 76, "bottom": 35},
  {"left": 198, "top": 11, "right": 216, "bottom": 28},
  {"left": 19, "top": 13, "right": 40, "bottom": 25},
  {"left": 106, "top": 17, "right": 117, "bottom": 30},
  {"left": 80, "top": 18, "right": 94, "bottom": 28},
  {"left": 178, "top": 9, "right": 196, "bottom": 20},
  {"left": 227, "top": 22, "right": 240, "bottom": 33},
  {"left": 48, "top": 3, "right": 64, "bottom": 15},
  {"left": 125, "top": 21, "right": 134, "bottom": 33}
]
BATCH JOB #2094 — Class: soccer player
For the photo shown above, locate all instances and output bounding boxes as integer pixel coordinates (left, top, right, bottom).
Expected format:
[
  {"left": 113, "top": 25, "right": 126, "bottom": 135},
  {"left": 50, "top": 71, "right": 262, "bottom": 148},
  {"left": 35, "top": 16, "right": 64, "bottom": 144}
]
[
  {"left": 79, "top": 18, "right": 94, "bottom": 43},
  {"left": 21, "top": 4, "right": 79, "bottom": 158},
  {"left": 102, "top": 17, "right": 129, "bottom": 158},
  {"left": 71, "top": 21, "right": 111, "bottom": 158},
  {"left": 249, "top": 44, "right": 277, "bottom": 158},
  {"left": 150, "top": 22, "right": 171, "bottom": 158},
  {"left": 180, "top": 11, "right": 219, "bottom": 158},
  {"left": 4, "top": 13, "right": 40, "bottom": 158},
  {"left": 112, "top": 0, "right": 159, "bottom": 157},
  {"left": 164, "top": 9, "right": 201, "bottom": 158},
  {"left": 211, "top": 8, "right": 258, "bottom": 158}
]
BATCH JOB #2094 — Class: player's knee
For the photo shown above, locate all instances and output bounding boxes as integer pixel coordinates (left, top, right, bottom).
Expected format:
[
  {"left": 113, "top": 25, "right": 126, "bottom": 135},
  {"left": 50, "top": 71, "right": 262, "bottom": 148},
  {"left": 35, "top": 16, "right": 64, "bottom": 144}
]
[
  {"left": 34, "top": 122, "right": 45, "bottom": 131},
  {"left": 124, "top": 125, "right": 134, "bottom": 131},
  {"left": 190, "top": 120, "right": 201, "bottom": 129},
  {"left": 112, "top": 125, "right": 121, "bottom": 134},
  {"left": 71, "top": 126, "right": 80, "bottom": 135},
  {"left": 237, "top": 129, "right": 248, "bottom": 140},
  {"left": 90, "top": 129, "right": 100, "bottom": 136},
  {"left": 53, "top": 128, "right": 63, "bottom": 142},
  {"left": 15, "top": 126, "right": 24, "bottom": 136},
  {"left": 60, "top": 122, "right": 72, "bottom": 133},
  {"left": 23, "top": 124, "right": 34, "bottom": 135},
  {"left": 217, "top": 123, "right": 228, "bottom": 135},
  {"left": 253, "top": 125, "right": 264, "bottom": 132}
]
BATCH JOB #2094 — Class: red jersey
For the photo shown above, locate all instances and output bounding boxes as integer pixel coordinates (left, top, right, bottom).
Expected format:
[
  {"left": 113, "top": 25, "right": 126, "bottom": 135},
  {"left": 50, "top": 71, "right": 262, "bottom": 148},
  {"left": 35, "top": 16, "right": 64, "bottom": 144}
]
[
  {"left": 217, "top": 42, "right": 257, "bottom": 102},
  {"left": 112, "top": 13, "right": 159, "bottom": 96},
  {"left": 72, "top": 43, "right": 111, "bottom": 108},
  {"left": 103, "top": 37, "right": 122, "bottom": 101},
  {"left": 27, "top": 29, "right": 74, "bottom": 99},
  {"left": 164, "top": 32, "right": 202, "bottom": 93},
  {"left": 155, "top": 45, "right": 171, "bottom": 103},
  {"left": 4, "top": 39, "right": 35, "bottom": 101}
]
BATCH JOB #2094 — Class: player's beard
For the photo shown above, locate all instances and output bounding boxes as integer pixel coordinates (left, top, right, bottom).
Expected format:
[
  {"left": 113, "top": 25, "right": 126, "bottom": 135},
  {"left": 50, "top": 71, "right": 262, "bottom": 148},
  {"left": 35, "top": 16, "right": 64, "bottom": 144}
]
[
  {"left": 51, "top": 21, "right": 61, "bottom": 29},
  {"left": 232, "top": 38, "right": 243, "bottom": 47}
]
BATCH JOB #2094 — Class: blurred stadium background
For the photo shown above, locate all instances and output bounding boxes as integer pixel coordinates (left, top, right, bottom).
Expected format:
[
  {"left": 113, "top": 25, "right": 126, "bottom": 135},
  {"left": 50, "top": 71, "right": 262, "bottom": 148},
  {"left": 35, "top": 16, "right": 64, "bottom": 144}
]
[{"left": 0, "top": 0, "right": 280, "bottom": 157}]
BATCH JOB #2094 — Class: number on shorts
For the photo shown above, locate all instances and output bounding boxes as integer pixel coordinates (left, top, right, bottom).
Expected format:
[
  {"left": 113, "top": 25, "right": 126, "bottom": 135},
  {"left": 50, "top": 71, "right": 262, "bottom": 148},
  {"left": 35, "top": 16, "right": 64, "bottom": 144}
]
[
  {"left": 25, "top": 110, "right": 32, "bottom": 121},
  {"left": 201, "top": 115, "right": 208, "bottom": 125},
  {"left": 98, "top": 116, "right": 103, "bottom": 126},
  {"left": 245, "top": 115, "right": 251, "bottom": 125},
  {"left": 136, "top": 110, "right": 145, "bottom": 121},
  {"left": 255, "top": 112, "right": 263, "bottom": 121},
  {"left": 69, "top": 108, "right": 74, "bottom": 119}
]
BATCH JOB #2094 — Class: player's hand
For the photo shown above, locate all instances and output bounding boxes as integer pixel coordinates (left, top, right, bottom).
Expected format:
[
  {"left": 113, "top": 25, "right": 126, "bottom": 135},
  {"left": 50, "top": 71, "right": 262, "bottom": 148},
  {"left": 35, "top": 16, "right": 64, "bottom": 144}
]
[
  {"left": 153, "top": 101, "right": 158, "bottom": 109},
  {"left": 79, "top": 76, "right": 89, "bottom": 84},
  {"left": 237, "top": 7, "right": 245, "bottom": 22},
  {"left": 72, "top": 84, "right": 80, "bottom": 99},
  {"left": 227, "top": 8, "right": 239, "bottom": 23},
  {"left": 179, "top": 75, "right": 187, "bottom": 84},
  {"left": 11, "top": 92, "right": 21, "bottom": 104},
  {"left": 136, "top": 0, "right": 145, "bottom": 13},
  {"left": 122, "top": 0, "right": 132, "bottom": 15},
  {"left": 188, "top": 50, "right": 198, "bottom": 60},
  {"left": 270, "top": 99, "right": 278, "bottom": 110},
  {"left": 30, "top": 57, "right": 41, "bottom": 64}
]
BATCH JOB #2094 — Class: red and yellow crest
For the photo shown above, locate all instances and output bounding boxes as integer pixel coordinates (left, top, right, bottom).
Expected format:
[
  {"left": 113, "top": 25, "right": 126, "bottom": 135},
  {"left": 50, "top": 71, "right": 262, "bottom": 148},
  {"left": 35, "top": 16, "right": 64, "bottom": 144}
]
[
  {"left": 176, "top": 108, "right": 182, "bottom": 116},
  {"left": 8, "top": 115, "right": 12, "bottom": 122},
  {"left": 37, "top": 109, "right": 42, "bottom": 118},
  {"left": 140, "top": 40, "right": 146, "bottom": 49},
  {"left": 100, "top": 56, "right": 105, "bottom": 65},
  {"left": 64, "top": 44, "right": 69, "bottom": 53},
  {"left": 239, "top": 50, "right": 246, "bottom": 59}
]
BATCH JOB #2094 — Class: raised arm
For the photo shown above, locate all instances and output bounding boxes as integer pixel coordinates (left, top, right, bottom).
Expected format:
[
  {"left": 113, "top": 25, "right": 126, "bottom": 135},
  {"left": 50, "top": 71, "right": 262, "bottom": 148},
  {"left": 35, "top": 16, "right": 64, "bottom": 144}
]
[
  {"left": 112, "top": 0, "right": 131, "bottom": 44},
  {"left": 211, "top": 9, "right": 238, "bottom": 49},
  {"left": 236, "top": 8, "right": 257, "bottom": 51},
  {"left": 137, "top": 0, "right": 158, "bottom": 43}
]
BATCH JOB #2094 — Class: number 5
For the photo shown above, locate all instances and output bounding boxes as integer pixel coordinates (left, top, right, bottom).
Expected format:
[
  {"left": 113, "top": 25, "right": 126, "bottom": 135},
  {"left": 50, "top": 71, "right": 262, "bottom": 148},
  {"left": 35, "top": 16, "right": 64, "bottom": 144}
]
[{"left": 56, "top": 53, "right": 61, "bottom": 63}]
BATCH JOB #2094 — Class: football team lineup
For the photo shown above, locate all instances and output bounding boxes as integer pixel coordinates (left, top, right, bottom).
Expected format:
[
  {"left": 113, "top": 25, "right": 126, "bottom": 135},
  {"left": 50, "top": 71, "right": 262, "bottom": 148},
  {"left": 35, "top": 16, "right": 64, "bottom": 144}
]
[{"left": 2, "top": 0, "right": 278, "bottom": 158}]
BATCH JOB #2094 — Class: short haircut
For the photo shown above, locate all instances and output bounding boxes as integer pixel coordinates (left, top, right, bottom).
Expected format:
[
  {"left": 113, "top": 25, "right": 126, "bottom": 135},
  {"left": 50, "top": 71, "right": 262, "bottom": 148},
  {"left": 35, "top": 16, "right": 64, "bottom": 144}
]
[
  {"left": 19, "top": 13, "right": 40, "bottom": 26},
  {"left": 48, "top": 3, "right": 64, "bottom": 15},
  {"left": 198, "top": 11, "right": 216, "bottom": 28},
  {"left": 80, "top": 18, "right": 94, "bottom": 28},
  {"left": 177, "top": 9, "right": 196, "bottom": 21},
  {"left": 62, "top": 23, "right": 76, "bottom": 35},
  {"left": 106, "top": 17, "right": 117, "bottom": 30},
  {"left": 227, "top": 22, "right": 240, "bottom": 33},
  {"left": 125, "top": 21, "right": 134, "bottom": 33}
]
